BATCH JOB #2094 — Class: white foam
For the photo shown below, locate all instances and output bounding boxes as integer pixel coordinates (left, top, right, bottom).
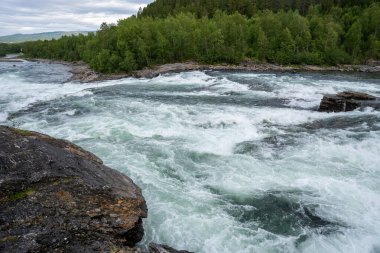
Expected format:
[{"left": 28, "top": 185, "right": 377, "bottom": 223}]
[
  {"left": 3, "top": 67, "right": 380, "bottom": 253},
  {"left": 149, "top": 71, "right": 217, "bottom": 86},
  {"left": 0, "top": 74, "right": 120, "bottom": 123}
]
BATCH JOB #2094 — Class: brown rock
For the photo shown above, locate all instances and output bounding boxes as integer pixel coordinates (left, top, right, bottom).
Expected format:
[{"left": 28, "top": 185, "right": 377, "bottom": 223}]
[
  {"left": 336, "top": 92, "right": 376, "bottom": 101},
  {"left": 148, "top": 243, "right": 193, "bottom": 253},
  {"left": 318, "top": 92, "right": 378, "bottom": 112},
  {"left": 0, "top": 126, "right": 147, "bottom": 252}
]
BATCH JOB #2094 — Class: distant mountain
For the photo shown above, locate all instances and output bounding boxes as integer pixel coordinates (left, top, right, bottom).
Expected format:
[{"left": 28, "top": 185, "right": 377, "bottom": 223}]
[{"left": 0, "top": 31, "right": 90, "bottom": 43}]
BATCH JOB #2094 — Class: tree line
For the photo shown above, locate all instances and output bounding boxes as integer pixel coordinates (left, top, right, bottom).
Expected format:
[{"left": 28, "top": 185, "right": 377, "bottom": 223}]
[
  {"left": 140, "top": 0, "right": 376, "bottom": 17},
  {"left": 22, "top": 1, "right": 380, "bottom": 73},
  {"left": 0, "top": 43, "right": 22, "bottom": 57}
]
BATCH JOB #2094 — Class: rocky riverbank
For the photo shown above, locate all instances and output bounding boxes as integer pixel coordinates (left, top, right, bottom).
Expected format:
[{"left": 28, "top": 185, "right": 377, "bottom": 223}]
[
  {"left": 0, "top": 126, "right": 191, "bottom": 253},
  {"left": 22, "top": 59, "right": 380, "bottom": 83},
  {"left": 133, "top": 61, "right": 380, "bottom": 79}
]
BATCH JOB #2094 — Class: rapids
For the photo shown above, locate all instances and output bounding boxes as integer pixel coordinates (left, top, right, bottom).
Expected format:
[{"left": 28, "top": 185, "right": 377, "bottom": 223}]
[{"left": 1, "top": 60, "right": 380, "bottom": 253}]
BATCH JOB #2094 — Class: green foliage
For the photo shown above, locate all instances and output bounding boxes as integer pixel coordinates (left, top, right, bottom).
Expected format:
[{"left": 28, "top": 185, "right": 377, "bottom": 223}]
[
  {"left": 140, "top": 0, "right": 376, "bottom": 18},
  {"left": 22, "top": 1, "right": 380, "bottom": 73},
  {"left": 0, "top": 43, "right": 21, "bottom": 57}
]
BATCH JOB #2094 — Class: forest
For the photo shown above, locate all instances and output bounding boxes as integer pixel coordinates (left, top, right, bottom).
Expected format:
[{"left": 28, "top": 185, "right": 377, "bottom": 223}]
[
  {"left": 0, "top": 43, "right": 22, "bottom": 57},
  {"left": 140, "top": 0, "right": 376, "bottom": 17},
  {"left": 21, "top": 0, "right": 380, "bottom": 73}
]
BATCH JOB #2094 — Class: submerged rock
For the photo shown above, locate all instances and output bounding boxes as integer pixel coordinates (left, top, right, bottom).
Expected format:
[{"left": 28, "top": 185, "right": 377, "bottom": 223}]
[
  {"left": 207, "top": 187, "right": 342, "bottom": 241},
  {"left": 225, "top": 193, "right": 339, "bottom": 236},
  {"left": 318, "top": 92, "right": 378, "bottom": 112},
  {"left": 0, "top": 126, "right": 147, "bottom": 252}
]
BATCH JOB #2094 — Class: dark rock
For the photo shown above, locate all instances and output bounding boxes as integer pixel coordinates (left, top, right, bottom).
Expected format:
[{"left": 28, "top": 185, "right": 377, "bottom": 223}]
[
  {"left": 149, "top": 243, "right": 193, "bottom": 253},
  {"left": 0, "top": 126, "right": 147, "bottom": 252},
  {"left": 119, "top": 244, "right": 193, "bottom": 253},
  {"left": 318, "top": 92, "right": 378, "bottom": 112},
  {"left": 336, "top": 92, "right": 377, "bottom": 101}
]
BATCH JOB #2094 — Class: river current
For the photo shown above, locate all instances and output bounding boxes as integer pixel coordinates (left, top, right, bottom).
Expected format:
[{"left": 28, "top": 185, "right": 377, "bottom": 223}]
[{"left": 1, "top": 60, "right": 380, "bottom": 253}]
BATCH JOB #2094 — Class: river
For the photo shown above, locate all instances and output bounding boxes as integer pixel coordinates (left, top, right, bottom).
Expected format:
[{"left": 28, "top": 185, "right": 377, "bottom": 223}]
[{"left": 1, "top": 60, "right": 380, "bottom": 253}]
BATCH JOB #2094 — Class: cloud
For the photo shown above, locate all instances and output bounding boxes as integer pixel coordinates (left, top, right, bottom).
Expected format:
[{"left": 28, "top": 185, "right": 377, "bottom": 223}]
[{"left": 0, "top": 0, "right": 152, "bottom": 36}]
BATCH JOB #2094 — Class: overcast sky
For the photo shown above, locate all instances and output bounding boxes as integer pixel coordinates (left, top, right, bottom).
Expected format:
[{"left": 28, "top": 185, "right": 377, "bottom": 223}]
[{"left": 0, "top": 0, "right": 153, "bottom": 36}]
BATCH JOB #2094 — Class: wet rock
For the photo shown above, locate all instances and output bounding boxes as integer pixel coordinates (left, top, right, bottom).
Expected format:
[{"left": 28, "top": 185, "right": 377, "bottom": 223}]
[
  {"left": 302, "top": 115, "right": 380, "bottom": 131},
  {"left": 318, "top": 92, "right": 378, "bottom": 112},
  {"left": 122, "top": 244, "right": 193, "bottom": 253},
  {"left": 148, "top": 243, "right": 193, "bottom": 253},
  {"left": 0, "top": 126, "right": 147, "bottom": 252},
  {"left": 234, "top": 135, "right": 297, "bottom": 158},
  {"left": 67, "top": 61, "right": 102, "bottom": 82}
]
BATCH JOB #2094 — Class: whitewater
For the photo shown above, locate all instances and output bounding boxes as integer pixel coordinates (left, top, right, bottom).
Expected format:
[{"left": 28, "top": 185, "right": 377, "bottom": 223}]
[{"left": 1, "top": 60, "right": 380, "bottom": 253}]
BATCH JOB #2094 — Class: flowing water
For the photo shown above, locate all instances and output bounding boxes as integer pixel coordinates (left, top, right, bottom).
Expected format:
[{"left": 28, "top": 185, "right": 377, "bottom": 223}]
[{"left": 1, "top": 60, "right": 380, "bottom": 253}]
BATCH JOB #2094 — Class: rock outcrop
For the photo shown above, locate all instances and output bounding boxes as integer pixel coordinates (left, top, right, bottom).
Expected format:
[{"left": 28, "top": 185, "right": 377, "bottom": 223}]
[
  {"left": 0, "top": 126, "right": 147, "bottom": 252},
  {"left": 318, "top": 92, "right": 379, "bottom": 112},
  {"left": 67, "top": 62, "right": 101, "bottom": 82},
  {"left": 148, "top": 243, "right": 192, "bottom": 253}
]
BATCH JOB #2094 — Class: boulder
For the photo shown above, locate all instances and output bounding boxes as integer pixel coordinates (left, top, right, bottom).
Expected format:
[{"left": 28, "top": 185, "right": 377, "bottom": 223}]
[
  {"left": 318, "top": 92, "right": 379, "bottom": 112},
  {"left": 0, "top": 126, "right": 147, "bottom": 252}
]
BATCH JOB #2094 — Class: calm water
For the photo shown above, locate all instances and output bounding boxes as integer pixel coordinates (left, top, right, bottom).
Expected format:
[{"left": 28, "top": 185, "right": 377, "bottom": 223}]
[{"left": 1, "top": 60, "right": 380, "bottom": 253}]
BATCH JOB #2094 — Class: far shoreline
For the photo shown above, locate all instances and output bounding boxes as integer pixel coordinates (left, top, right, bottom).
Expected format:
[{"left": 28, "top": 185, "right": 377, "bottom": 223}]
[{"left": 18, "top": 57, "right": 380, "bottom": 83}]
